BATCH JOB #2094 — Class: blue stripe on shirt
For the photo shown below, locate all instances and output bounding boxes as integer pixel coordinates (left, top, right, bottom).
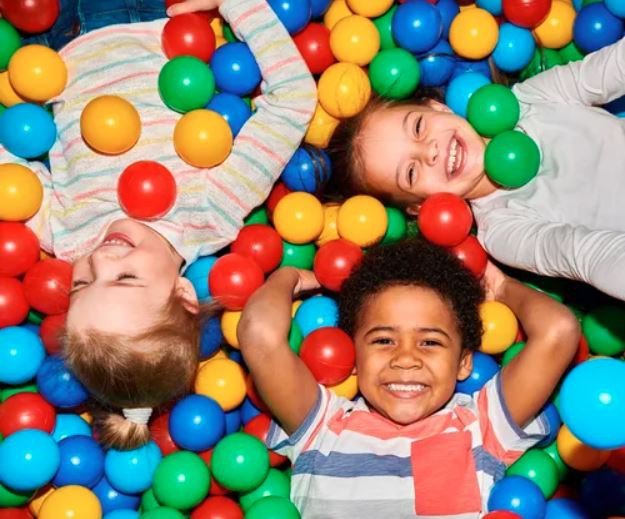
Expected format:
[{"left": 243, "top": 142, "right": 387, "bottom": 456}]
[{"left": 293, "top": 451, "right": 413, "bottom": 478}]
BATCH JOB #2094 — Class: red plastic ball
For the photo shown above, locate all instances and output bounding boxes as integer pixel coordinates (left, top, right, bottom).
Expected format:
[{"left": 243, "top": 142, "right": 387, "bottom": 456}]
[
  {"left": 22, "top": 258, "right": 72, "bottom": 315},
  {"left": 245, "top": 373, "right": 269, "bottom": 413},
  {"left": 0, "top": 222, "right": 40, "bottom": 277},
  {"left": 231, "top": 224, "right": 283, "bottom": 274},
  {"left": 1, "top": 0, "right": 59, "bottom": 33},
  {"left": 208, "top": 253, "right": 264, "bottom": 310},
  {"left": 449, "top": 235, "right": 488, "bottom": 278},
  {"left": 483, "top": 513, "right": 522, "bottom": 519},
  {"left": 266, "top": 182, "right": 292, "bottom": 217},
  {"left": 574, "top": 334, "right": 590, "bottom": 366},
  {"left": 300, "top": 327, "right": 355, "bottom": 386},
  {"left": 417, "top": 193, "right": 473, "bottom": 247},
  {"left": 191, "top": 496, "right": 243, "bottom": 519},
  {"left": 162, "top": 13, "right": 216, "bottom": 62},
  {"left": 199, "top": 449, "right": 231, "bottom": 496},
  {"left": 502, "top": 0, "right": 551, "bottom": 29},
  {"left": 118, "top": 161, "right": 177, "bottom": 220},
  {"left": 243, "top": 414, "right": 288, "bottom": 468},
  {"left": 0, "top": 277, "right": 29, "bottom": 328},
  {"left": 0, "top": 509, "right": 33, "bottom": 519},
  {"left": 0, "top": 392, "right": 56, "bottom": 437},
  {"left": 150, "top": 411, "right": 180, "bottom": 456},
  {"left": 314, "top": 238, "right": 363, "bottom": 292},
  {"left": 294, "top": 22, "right": 336, "bottom": 75},
  {"left": 39, "top": 312, "right": 66, "bottom": 355}
]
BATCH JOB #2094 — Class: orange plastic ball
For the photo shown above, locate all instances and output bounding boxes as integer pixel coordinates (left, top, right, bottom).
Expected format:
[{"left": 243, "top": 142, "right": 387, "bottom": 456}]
[
  {"left": 221, "top": 310, "right": 242, "bottom": 349},
  {"left": 39, "top": 485, "right": 102, "bottom": 519},
  {"left": 337, "top": 195, "right": 388, "bottom": 247},
  {"left": 0, "top": 163, "right": 43, "bottom": 221},
  {"left": 174, "top": 108, "right": 233, "bottom": 168},
  {"left": 324, "top": 0, "right": 353, "bottom": 30},
  {"left": 8, "top": 44, "right": 67, "bottom": 102},
  {"left": 346, "top": 0, "right": 394, "bottom": 18},
  {"left": 533, "top": 0, "right": 576, "bottom": 49},
  {"left": 316, "top": 203, "right": 341, "bottom": 246},
  {"left": 304, "top": 102, "right": 340, "bottom": 149},
  {"left": 479, "top": 300, "right": 519, "bottom": 354},
  {"left": 318, "top": 62, "right": 372, "bottom": 118},
  {"left": 195, "top": 357, "right": 247, "bottom": 411},
  {"left": 273, "top": 192, "right": 324, "bottom": 244},
  {"left": 0, "top": 70, "right": 26, "bottom": 107},
  {"left": 330, "top": 15, "right": 380, "bottom": 66},
  {"left": 449, "top": 7, "right": 499, "bottom": 60},
  {"left": 557, "top": 425, "right": 611, "bottom": 472},
  {"left": 328, "top": 373, "right": 358, "bottom": 399}
]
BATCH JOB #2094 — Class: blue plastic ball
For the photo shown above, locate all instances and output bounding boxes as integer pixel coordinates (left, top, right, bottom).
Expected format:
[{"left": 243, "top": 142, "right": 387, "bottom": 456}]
[
  {"left": 437, "top": 0, "right": 460, "bottom": 39},
  {"left": 545, "top": 498, "right": 588, "bottom": 519},
  {"left": 580, "top": 468, "right": 625, "bottom": 518},
  {"left": 199, "top": 316, "right": 223, "bottom": 360},
  {"left": 487, "top": 476, "right": 546, "bottom": 519},
  {"left": 445, "top": 72, "right": 491, "bottom": 118},
  {"left": 169, "top": 394, "right": 226, "bottom": 451},
  {"left": 310, "top": 0, "right": 331, "bottom": 18},
  {"left": 573, "top": 3, "right": 624, "bottom": 54},
  {"left": 294, "top": 295, "right": 339, "bottom": 336},
  {"left": 392, "top": 0, "right": 442, "bottom": 54},
  {"left": 0, "top": 326, "right": 45, "bottom": 385},
  {"left": 268, "top": 0, "right": 312, "bottom": 35},
  {"left": 93, "top": 476, "right": 141, "bottom": 515},
  {"left": 229, "top": 349, "right": 244, "bottom": 364},
  {"left": 536, "top": 402, "right": 561, "bottom": 448},
  {"left": 104, "top": 511, "right": 140, "bottom": 519},
  {"left": 240, "top": 397, "right": 262, "bottom": 425},
  {"left": 52, "top": 413, "right": 92, "bottom": 442},
  {"left": 476, "top": 0, "right": 502, "bottom": 16},
  {"left": 211, "top": 42, "right": 262, "bottom": 96},
  {"left": 36, "top": 355, "right": 89, "bottom": 408},
  {"left": 455, "top": 351, "right": 499, "bottom": 395},
  {"left": 184, "top": 255, "right": 217, "bottom": 302},
  {"left": 0, "top": 429, "right": 60, "bottom": 492},
  {"left": 0, "top": 103, "right": 57, "bottom": 159},
  {"left": 451, "top": 58, "right": 492, "bottom": 80},
  {"left": 560, "top": 358, "right": 625, "bottom": 450},
  {"left": 418, "top": 39, "right": 456, "bottom": 87},
  {"left": 207, "top": 92, "right": 252, "bottom": 136},
  {"left": 493, "top": 23, "right": 536, "bottom": 74},
  {"left": 53, "top": 435, "right": 105, "bottom": 488},
  {"left": 281, "top": 146, "right": 331, "bottom": 193},
  {"left": 606, "top": 0, "right": 625, "bottom": 18},
  {"left": 225, "top": 408, "right": 242, "bottom": 434},
  {"left": 604, "top": 94, "right": 625, "bottom": 117},
  {"left": 104, "top": 441, "right": 162, "bottom": 495}
]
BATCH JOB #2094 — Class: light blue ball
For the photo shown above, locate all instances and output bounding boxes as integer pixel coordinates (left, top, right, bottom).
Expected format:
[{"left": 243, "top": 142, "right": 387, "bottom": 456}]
[
  {"left": 104, "top": 441, "right": 162, "bottom": 495},
  {"left": 392, "top": 0, "right": 442, "bottom": 54},
  {"left": 606, "top": 0, "right": 625, "bottom": 19},
  {"left": 184, "top": 255, "right": 217, "bottom": 302},
  {"left": 104, "top": 510, "right": 140, "bottom": 519},
  {"left": 0, "top": 103, "right": 56, "bottom": 159},
  {"left": 493, "top": 23, "right": 536, "bottom": 73},
  {"left": 476, "top": 0, "right": 502, "bottom": 16},
  {"left": 445, "top": 72, "right": 491, "bottom": 118},
  {"left": 455, "top": 351, "right": 499, "bottom": 395},
  {"left": 294, "top": 295, "right": 339, "bottom": 337},
  {"left": 52, "top": 413, "right": 92, "bottom": 442},
  {"left": 211, "top": 42, "right": 262, "bottom": 96},
  {"left": 0, "top": 326, "right": 45, "bottom": 385}
]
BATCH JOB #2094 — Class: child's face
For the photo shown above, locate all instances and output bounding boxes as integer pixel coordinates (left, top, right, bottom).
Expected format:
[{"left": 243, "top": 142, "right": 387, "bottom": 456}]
[
  {"left": 67, "top": 219, "right": 197, "bottom": 336},
  {"left": 357, "top": 102, "right": 490, "bottom": 208},
  {"left": 353, "top": 285, "right": 473, "bottom": 426}
]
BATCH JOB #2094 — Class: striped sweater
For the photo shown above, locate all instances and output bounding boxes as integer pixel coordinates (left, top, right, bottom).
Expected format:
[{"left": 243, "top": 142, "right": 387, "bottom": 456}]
[{"left": 0, "top": 0, "right": 317, "bottom": 269}]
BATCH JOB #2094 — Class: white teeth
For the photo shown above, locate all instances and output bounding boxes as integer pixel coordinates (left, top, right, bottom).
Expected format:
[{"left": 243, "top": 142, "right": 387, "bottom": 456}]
[
  {"left": 103, "top": 239, "right": 131, "bottom": 247},
  {"left": 447, "top": 138, "right": 458, "bottom": 176},
  {"left": 386, "top": 383, "right": 426, "bottom": 393}
]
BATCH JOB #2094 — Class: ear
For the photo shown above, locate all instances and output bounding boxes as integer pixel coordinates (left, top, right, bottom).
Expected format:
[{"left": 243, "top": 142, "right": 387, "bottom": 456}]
[
  {"left": 426, "top": 99, "right": 452, "bottom": 113},
  {"left": 405, "top": 202, "right": 421, "bottom": 217},
  {"left": 175, "top": 277, "right": 200, "bottom": 315},
  {"left": 351, "top": 364, "right": 357, "bottom": 376},
  {"left": 456, "top": 350, "right": 474, "bottom": 382}
]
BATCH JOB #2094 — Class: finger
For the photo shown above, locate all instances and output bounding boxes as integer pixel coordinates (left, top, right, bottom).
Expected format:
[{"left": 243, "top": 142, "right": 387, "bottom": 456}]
[{"left": 167, "top": 0, "right": 211, "bottom": 17}]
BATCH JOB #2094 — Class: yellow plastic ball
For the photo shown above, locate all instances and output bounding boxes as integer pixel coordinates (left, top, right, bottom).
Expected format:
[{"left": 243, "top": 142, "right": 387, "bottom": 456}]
[
  {"left": 449, "top": 7, "right": 499, "bottom": 60},
  {"left": 346, "top": 0, "right": 394, "bottom": 18},
  {"left": 200, "top": 349, "right": 228, "bottom": 369},
  {"left": 324, "top": 0, "right": 353, "bottom": 30},
  {"left": 337, "top": 195, "right": 388, "bottom": 247},
  {"left": 195, "top": 357, "right": 247, "bottom": 411},
  {"left": 328, "top": 374, "right": 358, "bottom": 399},
  {"left": 273, "top": 192, "right": 324, "bottom": 244},
  {"left": 533, "top": 0, "right": 576, "bottom": 49},
  {"left": 557, "top": 425, "right": 611, "bottom": 471},
  {"left": 292, "top": 300, "right": 303, "bottom": 317},
  {"left": 211, "top": 16, "right": 224, "bottom": 38},
  {"left": 39, "top": 485, "right": 102, "bottom": 519},
  {"left": 80, "top": 95, "right": 141, "bottom": 155},
  {"left": 174, "top": 109, "right": 233, "bottom": 168},
  {"left": 8, "top": 44, "right": 67, "bottom": 103},
  {"left": 0, "top": 163, "right": 43, "bottom": 221},
  {"left": 305, "top": 102, "right": 340, "bottom": 149},
  {"left": 215, "top": 36, "right": 228, "bottom": 49},
  {"left": 316, "top": 203, "right": 341, "bottom": 246},
  {"left": 479, "top": 301, "right": 518, "bottom": 354},
  {"left": 80, "top": 411, "right": 93, "bottom": 424},
  {"left": 0, "top": 70, "right": 26, "bottom": 107},
  {"left": 221, "top": 310, "right": 242, "bottom": 349},
  {"left": 29, "top": 486, "right": 54, "bottom": 516},
  {"left": 330, "top": 15, "right": 380, "bottom": 66},
  {"left": 318, "top": 62, "right": 372, "bottom": 118}
]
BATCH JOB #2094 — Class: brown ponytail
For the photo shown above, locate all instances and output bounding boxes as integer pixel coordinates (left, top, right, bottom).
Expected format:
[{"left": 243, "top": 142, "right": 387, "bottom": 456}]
[{"left": 92, "top": 410, "right": 151, "bottom": 450}]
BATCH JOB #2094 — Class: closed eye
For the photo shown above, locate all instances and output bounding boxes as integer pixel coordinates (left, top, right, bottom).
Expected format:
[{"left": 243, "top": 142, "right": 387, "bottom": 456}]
[
  {"left": 117, "top": 273, "right": 138, "bottom": 281},
  {"left": 407, "top": 165, "right": 415, "bottom": 187},
  {"left": 372, "top": 337, "right": 394, "bottom": 346},
  {"left": 415, "top": 115, "right": 423, "bottom": 136}
]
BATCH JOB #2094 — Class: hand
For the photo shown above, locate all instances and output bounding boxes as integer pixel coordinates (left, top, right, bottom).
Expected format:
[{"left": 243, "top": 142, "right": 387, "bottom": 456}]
[
  {"left": 293, "top": 269, "right": 321, "bottom": 297},
  {"left": 482, "top": 261, "right": 507, "bottom": 302},
  {"left": 166, "top": 0, "right": 223, "bottom": 17}
]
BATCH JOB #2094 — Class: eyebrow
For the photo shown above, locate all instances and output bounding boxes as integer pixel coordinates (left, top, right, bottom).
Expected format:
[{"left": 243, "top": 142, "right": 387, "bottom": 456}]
[
  {"left": 364, "top": 325, "right": 451, "bottom": 340},
  {"left": 395, "top": 110, "right": 416, "bottom": 192},
  {"left": 69, "top": 281, "right": 147, "bottom": 297}
]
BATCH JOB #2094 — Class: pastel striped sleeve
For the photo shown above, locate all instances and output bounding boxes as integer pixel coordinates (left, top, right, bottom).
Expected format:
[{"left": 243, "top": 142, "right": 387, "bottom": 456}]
[
  {"left": 206, "top": 0, "right": 317, "bottom": 240},
  {"left": 475, "top": 373, "right": 550, "bottom": 466}
]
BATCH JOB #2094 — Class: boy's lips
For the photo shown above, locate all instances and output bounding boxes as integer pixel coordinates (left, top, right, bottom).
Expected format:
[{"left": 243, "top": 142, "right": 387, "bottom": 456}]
[{"left": 383, "top": 382, "right": 430, "bottom": 399}]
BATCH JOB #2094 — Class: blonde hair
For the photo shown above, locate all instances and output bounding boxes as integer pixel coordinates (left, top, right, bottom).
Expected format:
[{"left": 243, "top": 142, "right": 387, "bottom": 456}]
[{"left": 63, "top": 296, "right": 217, "bottom": 450}]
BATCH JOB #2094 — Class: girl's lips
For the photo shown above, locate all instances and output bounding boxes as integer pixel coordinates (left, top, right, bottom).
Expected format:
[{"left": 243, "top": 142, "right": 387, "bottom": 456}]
[
  {"left": 454, "top": 134, "right": 468, "bottom": 179},
  {"left": 100, "top": 232, "right": 135, "bottom": 248}
]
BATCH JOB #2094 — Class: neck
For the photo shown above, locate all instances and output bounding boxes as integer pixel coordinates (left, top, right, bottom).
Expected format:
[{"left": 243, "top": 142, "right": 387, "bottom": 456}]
[{"left": 466, "top": 172, "right": 499, "bottom": 200}]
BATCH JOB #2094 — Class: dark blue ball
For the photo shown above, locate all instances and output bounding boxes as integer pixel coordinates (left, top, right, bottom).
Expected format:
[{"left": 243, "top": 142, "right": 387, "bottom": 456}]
[
  {"left": 211, "top": 42, "right": 261, "bottom": 96},
  {"left": 92, "top": 476, "right": 141, "bottom": 515},
  {"left": 169, "top": 394, "right": 226, "bottom": 451},
  {"left": 268, "top": 0, "right": 312, "bottom": 34},
  {"left": 200, "top": 316, "right": 223, "bottom": 360},
  {"left": 574, "top": 3, "right": 624, "bottom": 54},
  {"left": 36, "top": 355, "right": 88, "bottom": 408},
  {"left": 207, "top": 92, "right": 252, "bottom": 136},
  {"left": 53, "top": 435, "right": 104, "bottom": 488}
]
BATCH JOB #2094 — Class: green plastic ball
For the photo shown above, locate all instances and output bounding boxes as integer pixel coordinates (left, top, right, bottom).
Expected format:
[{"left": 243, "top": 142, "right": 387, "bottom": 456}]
[
  {"left": 141, "top": 488, "right": 161, "bottom": 512},
  {"left": 0, "top": 20, "right": 21, "bottom": 71},
  {"left": 369, "top": 48, "right": 420, "bottom": 100},
  {"left": 406, "top": 219, "right": 419, "bottom": 238},
  {"left": 0, "top": 104, "right": 5, "bottom": 118},
  {"left": 0, "top": 383, "right": 38, "bottom": 402},
  {"left": 223, "top": 24, "right": 238, "bottom": 42},
  {"left": 158, "top": 56, "right": 215, "bottom": 113},
  {"left": 240, "top": 468, "right": 291, "bottom": 511},
  {"left": 520, "top": 48, "right": 563, "bottom": 80},
  {"left": 152, "top": 451, "right": 210, "bottom": 510},
  {"left": 141, "top": 508, "right": 186, "bottom": 519},
  {"left": 467, "top": 84, "right": 520, "bottom": 138},
  {"left": 288, "top": 321, "right": 303, "bottom": 355},
  {"left": 381, "top": 206, "right": 408, "bottom": 244},
  {"left": 245, "top": 496, "right": 300, "bottom": 519},
  {"left": 501, "top": 341, "right": 525, "bottom": 367},
  {"left": 485, "top": 130, "right": 540, "bottom": 189},
  {"left": 542, "top": 441, "right": 569, "bottom": 481},
  {"left": 211, "top": 432, "right": 270, "bottom": 492},
  {"left": 582, "top": 305, "right": 625, "bottom": 356},
  {"left": 559, "top": 42, "right": 584, "bottom": 64},
  {"left": 506, "top": 448, "right": 559, "bottom": 499},
  {"left": 245, "top": 206, "right": 269, "bottom": 225},
  {"left": 0, "top": 483, "right": 32, "bottom": 507},
  {"left": 280, "top": 241, "right": 316, "bottom": 269},
  {"left": 27, "top": 310, "right": 44, "bottom": 325},
  {"left": 373, "top": 6, "right": 397, "bottom": 51}
]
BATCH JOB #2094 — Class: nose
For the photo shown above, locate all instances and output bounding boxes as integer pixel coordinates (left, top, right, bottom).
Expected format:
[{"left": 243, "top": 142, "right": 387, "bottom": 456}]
[
  {"left": 89, "top": 247, "right": 119, "bottom": 276},
  {"left": 390, "top": 342, "right": 423, "bottom": 370},
  {"left": 414, "top": 139, "right": 439, "bottom": 168}
]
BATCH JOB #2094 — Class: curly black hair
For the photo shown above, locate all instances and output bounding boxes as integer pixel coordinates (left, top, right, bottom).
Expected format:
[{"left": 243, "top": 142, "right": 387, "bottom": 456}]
[{"left": 338, "top": 237, "right": 485, "bottom": 352}]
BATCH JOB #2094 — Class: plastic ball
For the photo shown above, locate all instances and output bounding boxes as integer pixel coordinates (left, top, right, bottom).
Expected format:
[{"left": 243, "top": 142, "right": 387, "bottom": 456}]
[
  {"left": 318, "top": 62, "right": 371, "bottom": 118},
  {"left": 208, "top": 253, "right": 264, "bottom": 310},
  {"left": 162, "top": 13, "right": 216, "bottom": 61},
  {"left": 536, "top": 402, "right": 562, "bottom": 448},
  {"left": 281, "top": 146, "right": 331, "bottom": 194},
  {"left": 369, "top": 47, "right": 420, "bottom": 99},
  {"left": 190, "top": 496, "right": 243, "bottom": 519},
  {"left": 0, "top": 392, "right": 55, "bottom": 437},
  {"left": 445, "top": 72, "right": 492, "bottom": 118},
  {"left": 503, "top": 0, "right": 551, "bottom": 28},
  {"left": 392, "top": 0, "right": 442, "bottom": 54},
  {"left": 314, "top": 239, "right": 363, "bottom": 292},
  {"left": 507, "top": 449, "right": 559, "bottom": 498},
  {"left": 199, "top": 317, "right": 223, "bottom": 359},
  {"left": 174, "top": 109, "right": 233, "bottom": 168},
  {"left": 36, "top": 355, "right": 88, "bottom": 408},
  {"left": 150, "top": 412, "right": 179, "bottom": 457},
  {"left": 418, "top": 193, "right": 473, "bottom": 247},
  {"left": 51, "top": 413, "right": 92, "bottom": 442},
  {"left": 373, "top": 5, "right": 398, "bottom": 50},
  {"left": 418, "top": 39, "right": 455, "bottom": 88},
  {"left": 231, "top": 224, "right": 283, "bottom": 274},
  {"left": 80, "top": 95, "right": 141, "bottom": 155},
  {"left": 330, "top": 15, "right": 380, "bottom": 66},
  {"left": 480, "top": 301, "right": 519, "bottom": 354},
  {"left": 300, "top": 326, "right": 355, "bottom": 385},
  {"left": 304, "top": 102, "right": 340, "bottom": 149},
  {"left": 206, "top": 92, "right": 252, "bottom": 137},
  {"left": 105, "top": 442, "right": 162, "bottom": 495},
  {"left": 243, "top": 414, "right": 287, "bottom": 467},
  {"left": 493, "top": 23, "right": 536, "bottom": 73},
  {"left": 158, "top": 56, "right": 215, "bottom": 113},
  {"left": 211, "top": 432, "right": 270, "bottom": 492},
  {"left": 294, "top": 22, "right": 335, "bottom": 75},
  {"left": 92, "top": 477, "right": 140, "bottom": 515},
  {"left": 8, "top": 44, "right": 66, "bottom": 102},
  {"left": 573, "top": 3, "right": 624, "bottom": 53},
  {"left": 294, "top": 295, "right": 339, "bottom": 336},
  {"left": 210, "top": 42, "right": 261, "bottom": 96},
  {"left": 437, "top": 0, "right": 461, "bottom": 38},
  {"left": 580, "top": 468, "right": 625, "bottom": 519},
  {"left": 53, "top": 436, "right": 104, "bottom": 488},
  {"left": 467, "top": 84, "right": 520, "bottom": 137},
  {"left": 239, "top": 469, "right": 290, "bottom": 511},
  {"left": 533, "top": 0, "right": 576, "bottom": 49},
  {"left": 0, "top": 326, "right": 45, "bottom": 384},
  {"left": 456, "top": 351, "right": 499, "bottom": 394},
  {"left": 483, "top": 512, "right": 522, "bottom": 518},
  {"left": 0, "top": 277, "right": 29, "bottom": 327},
  {"left": 0, "top": 102, "right": 56, "bottom": 158},
  {"left": 39, "top": 485, "right": 101, "bottom": 519},
  {"left": 152, "top": 451, "right": 210, "bottom": 510},
  {"left": 142, "top": 508, "right": 185, "bottom": 519},
  {"left": 195, "top": 357, "right": 247, "bottom": 411},
  {"left": 185, "top": 256, "right": 217, "bottom": 303},
  {"left": 0, "top": 222, "right": 39, "bottom": 277},
  {"left": 582, "top": 305, "right": 625, "bottom": 356},
  {"left": 346, "top": 0, "right": 392, "bottom": 17},
  {"left": 245, "top": 497, "right": 299, "bottom": 519},
  {"left": 280, "top": 241, "right": 317, "bottom": 269},
  {"left": 268, "top": 0, "right": 312, "bottom": 34},
  {"left": 105, "top": 511, "right": 140, "bottom": 519},
  {"left": 0, "top": 19, "right": 21, "bottom": 70},
  {"left": 336, "top": 195, "right": 388, "bottom": 247},
  {"left": 170, "top": 394, "right": 226, "bottom": 452},
  {"left": 381, "top": 206, "right": 408, "bottom": 245},
  {"left": 23, "top": 258, "right": 71, "bottom": 315},
  {"left": 450, "top": 7, "right": 499, "bottom": 60},
  {"left": 0, "top": 70, "right": 26, "bottom": 106},
  {"left": 449, "top": 235, "right": 488, "bottom": 278},
  {"left": 605, "top": 0, "right": 625, "bottom": 18},
  {"left": 1, "top": 0, "right": 59, "bottom": 33},
  {"left": 273, "top": 192, "right": 324, "bottom": 244},
  {"left": 477, "top": 0, "right": 503, "bottom": 16},
  {"left": 544, "top": 498, "right": 588, "bottom": 519},
  {"left": 485, "top": 130, "right": 541, "bottom": 188},
  {"left": 487, "top": 476, "right": 546, "bottom": 519},
  {"left": 557, "top": 424, "right": 611, "bottom": 471}
]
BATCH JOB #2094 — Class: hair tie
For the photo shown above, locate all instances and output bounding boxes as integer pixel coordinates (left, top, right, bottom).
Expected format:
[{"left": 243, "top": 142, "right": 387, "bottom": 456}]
[{"left": 122, "top": 407, "right": 152, "bottom": 426}]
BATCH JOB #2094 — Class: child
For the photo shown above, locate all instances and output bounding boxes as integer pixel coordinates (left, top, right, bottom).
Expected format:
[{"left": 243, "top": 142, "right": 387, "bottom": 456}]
[
  {"left": 327, "top": 37, "right": 625, "bottom": 302},
  {"left": 237, "top": 238, "right": 580, "bottom": 517},
  {"left": 0, "top": 0, "right": 316, "bottom": 448}
]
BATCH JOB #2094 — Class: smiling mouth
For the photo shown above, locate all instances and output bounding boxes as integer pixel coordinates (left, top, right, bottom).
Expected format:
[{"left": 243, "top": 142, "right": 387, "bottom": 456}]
[
  {"left": 446, "top": 135, "right": 466, "bottom": 180},
  {"left": 99, "top": 232, "right": 135, "bottom": 248},
  {"left": 384, "top": 383, "right": 429, "bottom": 399}
]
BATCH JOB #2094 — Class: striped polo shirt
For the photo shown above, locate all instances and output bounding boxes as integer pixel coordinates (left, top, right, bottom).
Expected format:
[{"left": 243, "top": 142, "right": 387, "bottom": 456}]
[
  {"left": 267, "top": 373, "right": 549, "bottom": 519},
  {"left": 0, "top": 0, "right": 316, "bottom": 269}
]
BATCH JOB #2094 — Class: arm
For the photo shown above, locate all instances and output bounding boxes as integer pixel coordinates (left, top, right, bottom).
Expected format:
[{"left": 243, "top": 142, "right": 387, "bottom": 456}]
[
  {"left": 514, "top": 36, "right": 625, "bottom": 106},
  {"left": 483, "top": 263, "right": 580, "bottom": 429},
  {"left": 237, "top": 268, "right": 320, "bottom": 435}
]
